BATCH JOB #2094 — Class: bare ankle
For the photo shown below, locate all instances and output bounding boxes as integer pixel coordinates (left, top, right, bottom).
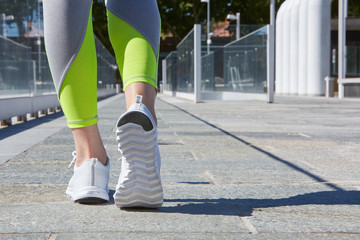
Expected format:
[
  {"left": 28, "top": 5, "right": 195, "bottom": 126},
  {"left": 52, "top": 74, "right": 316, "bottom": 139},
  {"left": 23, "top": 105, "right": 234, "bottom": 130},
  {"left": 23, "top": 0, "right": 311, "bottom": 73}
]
[
  {"left": 71, "top": 124, "right": 108, "bottom": 166},
  {"left": 74, "top": 150, "right": 107, "bottom": 167}
]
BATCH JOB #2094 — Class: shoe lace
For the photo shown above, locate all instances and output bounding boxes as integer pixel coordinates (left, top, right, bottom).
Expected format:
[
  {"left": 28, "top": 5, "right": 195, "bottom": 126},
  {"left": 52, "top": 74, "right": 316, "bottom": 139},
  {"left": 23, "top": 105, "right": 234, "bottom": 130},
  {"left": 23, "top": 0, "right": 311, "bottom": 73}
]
[{"left": 68, "top": 151, "right": 77, "bottom": 168}]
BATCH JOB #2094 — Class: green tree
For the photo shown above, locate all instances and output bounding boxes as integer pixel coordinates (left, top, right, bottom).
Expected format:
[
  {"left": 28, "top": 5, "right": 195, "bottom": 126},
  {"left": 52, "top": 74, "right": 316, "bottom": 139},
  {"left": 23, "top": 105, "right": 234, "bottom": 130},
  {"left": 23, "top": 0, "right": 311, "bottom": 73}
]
[
  {"left": 332, "top": 0, "right": 360, "bottom": 18},
  {"left": 157, "top": 0, "right": 206, "bottom": 42},
  {"left": 92, "top": 0, "right": 360, "bottom": 54},
  {"left": 158, "top": 0, "right": 286, "bottom": 41}
]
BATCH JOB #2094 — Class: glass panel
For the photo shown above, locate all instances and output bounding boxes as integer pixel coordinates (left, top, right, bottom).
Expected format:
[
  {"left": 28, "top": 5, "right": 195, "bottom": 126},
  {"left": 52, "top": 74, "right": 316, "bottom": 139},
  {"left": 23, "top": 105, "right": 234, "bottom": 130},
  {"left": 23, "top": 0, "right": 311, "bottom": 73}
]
[
  {"left": 201, "top": 46, "right": 225, "bottom": 91},
  {"left": 223, "top": 26, "right": 268, "bottom": 93},
  {"left": 346, "top": 45, "right": 360, "bottom": 77},
  {"left": 0, "top": 1, "right": 116, "bottom": 98},
  {"left": 164, "top": 51, "right": 177, "bottom": 91},
  {"left": 95, "top": 37, "right": 117, "bottom": 90},
  {"left": 165, "top": 25, "right": 268, "bottom": 95},
  {"left": 201, "top": 51, "right": 214, "bottom": 91},
  {"left": 176, "top": 29, "right": 194, "bottom": 93},
  {"left": 0, "top": 36, "right": 33, "bottom": 96},
  {"left": 330, "top": 45, "right": 360, "bottom": 77},
  {"left": 30, "top": 51, "right": 54, "bottom": 95},
  {"left": 0, "top": 0, "right": 52, "bottom": 97}
]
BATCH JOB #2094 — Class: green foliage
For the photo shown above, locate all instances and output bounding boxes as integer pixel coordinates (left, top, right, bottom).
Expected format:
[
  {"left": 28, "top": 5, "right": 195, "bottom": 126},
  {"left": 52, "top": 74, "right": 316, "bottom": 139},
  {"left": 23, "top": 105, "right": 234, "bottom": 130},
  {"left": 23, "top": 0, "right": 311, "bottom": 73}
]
[
  {"left": 158, "top": 0, "right": 286, "bottom": 41},
  {"left": 332, "top": 0, "right": 360, "bottom": 18},
  {"left": 90, "top": 0, "right": 360, "bottom": 53},
  {"left": 92, "top": 0, "right": 115, "bottom": 55},
  {"left": 158, "top": 0, "right": 205, "bottom": 41}
]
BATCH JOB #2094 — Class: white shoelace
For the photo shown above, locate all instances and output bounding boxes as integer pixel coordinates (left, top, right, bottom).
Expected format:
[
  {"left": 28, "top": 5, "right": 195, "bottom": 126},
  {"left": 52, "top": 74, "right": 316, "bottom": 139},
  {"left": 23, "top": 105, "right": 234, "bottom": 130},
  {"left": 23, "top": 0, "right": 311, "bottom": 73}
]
[
  {"left": 68, "top": 151, "right": 77, "bottom": 168},
  {"left": 118, "top": 156, "right": 125, "bottom": 162}
]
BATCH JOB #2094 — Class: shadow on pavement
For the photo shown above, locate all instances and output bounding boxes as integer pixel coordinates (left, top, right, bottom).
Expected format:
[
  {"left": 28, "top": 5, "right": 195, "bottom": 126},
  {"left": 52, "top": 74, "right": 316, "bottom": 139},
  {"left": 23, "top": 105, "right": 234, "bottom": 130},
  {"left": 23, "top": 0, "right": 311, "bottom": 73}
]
[
  {"left": 157, "top": 100, "right": 359, "bottom": 216},
  {"left": 161, "top": 190, "right": 360, "bottom": 216},
  {"left": 161, "top": 99, "right": 345, "bottom": 192}
]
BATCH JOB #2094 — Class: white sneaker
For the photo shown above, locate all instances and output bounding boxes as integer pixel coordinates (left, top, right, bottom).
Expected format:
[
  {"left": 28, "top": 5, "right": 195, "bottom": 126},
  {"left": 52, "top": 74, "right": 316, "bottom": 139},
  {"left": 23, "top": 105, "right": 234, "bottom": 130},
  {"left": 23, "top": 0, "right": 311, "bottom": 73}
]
[
  {"left": 66, "top": 152, "right": 110, "bottom": 203},
  {"left": 114, "top": 95, "right": 163, "bottom": 208}
]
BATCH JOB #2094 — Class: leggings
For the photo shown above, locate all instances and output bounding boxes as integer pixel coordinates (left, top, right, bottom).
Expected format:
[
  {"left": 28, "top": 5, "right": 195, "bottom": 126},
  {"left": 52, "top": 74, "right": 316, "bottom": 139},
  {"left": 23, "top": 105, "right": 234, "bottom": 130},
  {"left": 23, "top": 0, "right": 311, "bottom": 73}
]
[{"left": 43, "top": 0, "right": 160, "bottom": 128}]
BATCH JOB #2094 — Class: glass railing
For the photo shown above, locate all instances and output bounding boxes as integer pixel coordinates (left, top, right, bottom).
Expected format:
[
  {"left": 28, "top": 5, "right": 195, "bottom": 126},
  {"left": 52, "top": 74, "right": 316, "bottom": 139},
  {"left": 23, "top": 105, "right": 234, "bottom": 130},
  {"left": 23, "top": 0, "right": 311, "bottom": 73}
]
[
  {"left": 95, "top": 37, "right": 117, "bottom": 91},
  {"left": 346, "top": 45, "right": 360, "bottom": 76},
  {"left": 201, "top": 51, "right": 215, "bottom": 91},
  {"left": 222, "top": 26, "right": 268, "bottom": 93},
  {"left": 331, "top": 45, "right": 360, "bottom": 77},
  {"left": 164, "top": 25, "right": 269, "bottom": 96},
  {"left": 176, "top": 28, "right": 194, "bottom": 93},
  {"left": 200, "top": 46, "right": 224, "bottom": 91},
  {"left": 30, "top": 51, "right": 54, "bottom": 95},
  {"left": 0, "top": 1, "right": 117, "bottom": 99},
  {"left": 0, "top": 36, "right": 36, "bottom": 97},
  {"left": 199, "top": 26, "right": 268, "bottom": 93},
  {"left": 164, "top": 51, "right": 177, "bottom": 91},
  {"left": 0, "top": 36, "right": 117, "bottom": 98}
]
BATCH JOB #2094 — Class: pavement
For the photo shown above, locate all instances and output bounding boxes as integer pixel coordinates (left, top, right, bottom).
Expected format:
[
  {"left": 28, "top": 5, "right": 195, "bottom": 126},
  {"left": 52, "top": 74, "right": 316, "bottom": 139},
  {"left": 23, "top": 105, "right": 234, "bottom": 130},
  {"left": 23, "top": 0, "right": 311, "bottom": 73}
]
[{"left": 0, "top": 93, "right": 360, "bottom": 239}]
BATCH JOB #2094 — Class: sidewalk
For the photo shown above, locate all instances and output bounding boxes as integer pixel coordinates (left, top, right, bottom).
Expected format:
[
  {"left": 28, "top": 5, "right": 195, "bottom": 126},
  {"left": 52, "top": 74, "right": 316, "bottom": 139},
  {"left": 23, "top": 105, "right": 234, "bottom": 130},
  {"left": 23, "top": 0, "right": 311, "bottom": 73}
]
[{"left": 1, "top": 93, "right": 360, "bottom": 239}]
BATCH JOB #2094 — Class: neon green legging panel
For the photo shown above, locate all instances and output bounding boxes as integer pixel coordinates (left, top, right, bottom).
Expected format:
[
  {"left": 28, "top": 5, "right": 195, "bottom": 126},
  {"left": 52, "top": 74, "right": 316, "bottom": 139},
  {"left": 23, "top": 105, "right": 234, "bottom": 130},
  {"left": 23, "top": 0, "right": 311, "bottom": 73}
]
[
  {"left": 107, "top": 10, "right": 158, "bottom": 90},
  {"left": 59, "top": 8, "right": 98, "bottom": 129},
  {"left": 59, "top": 9, "right": 158, "bottom": 129}
]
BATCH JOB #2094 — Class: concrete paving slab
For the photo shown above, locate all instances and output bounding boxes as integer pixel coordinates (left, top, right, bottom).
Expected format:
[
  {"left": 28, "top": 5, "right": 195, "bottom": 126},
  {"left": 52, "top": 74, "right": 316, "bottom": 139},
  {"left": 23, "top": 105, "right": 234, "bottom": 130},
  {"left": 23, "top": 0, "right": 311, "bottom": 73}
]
[
  {"left": 251, "top": 205, "right": 360, "bottom": 233},
  {"left": 0, "top": 203, "right": 248, "bottom": 234},
  {"left": 42, "top": 233, "right": 360, "bottom": 240},
  {"left": 0, "top": 234, "right": 51, "bottom": 240},
  {"left": 1, "top": 94, "right": 360, "bottom": 238}
]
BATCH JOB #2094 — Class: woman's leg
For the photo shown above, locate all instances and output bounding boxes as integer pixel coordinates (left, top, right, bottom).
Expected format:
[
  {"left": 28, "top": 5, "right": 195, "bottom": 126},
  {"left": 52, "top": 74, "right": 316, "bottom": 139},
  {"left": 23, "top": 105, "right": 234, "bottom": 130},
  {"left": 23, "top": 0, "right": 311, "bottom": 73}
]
[
  {"left": 124, "top": 82, "right": 157, "bottom": 126},
  {"left": 106, "top": 0, "right": 160, "bottom": 119},
  {"left": 72, "top": 125, "right": 107, "bottom": 167},
  {"left": 43, "top": 0, "right": 107, "bottom": 166},
  {"left": 106, "top": 0, "right": 163, "bottom": 208},
  {"left": 43, "top": 0, "right": 109, "bottom": 203}
]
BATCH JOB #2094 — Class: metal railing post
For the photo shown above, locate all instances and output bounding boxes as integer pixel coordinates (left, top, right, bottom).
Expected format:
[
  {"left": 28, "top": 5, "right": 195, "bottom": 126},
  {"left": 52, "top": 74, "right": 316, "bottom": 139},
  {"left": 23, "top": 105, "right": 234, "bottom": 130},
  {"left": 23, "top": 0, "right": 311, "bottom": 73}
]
[
  {"left": 267, "top": 0, "right": 275, "bottom": 103},
  {"left": 194, "top": 24, "right": 201, "bottom": 103},
  {"left": 162, "top": 59, "right": 166, "bottom": 92},
  {"left": 338, "top": 0, "right": 346, "bottom": 99}
]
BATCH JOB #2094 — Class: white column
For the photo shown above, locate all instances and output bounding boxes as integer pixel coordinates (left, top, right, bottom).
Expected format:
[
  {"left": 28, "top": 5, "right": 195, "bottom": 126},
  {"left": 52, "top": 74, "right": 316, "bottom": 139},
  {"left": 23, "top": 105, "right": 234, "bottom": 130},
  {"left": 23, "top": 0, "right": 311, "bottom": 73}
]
[
  {"left": 194, "top": 24, "right": 201, "bottom": 103},
  {"left": 298, "top": 0, "right": 309, "bottom": 95},
  {"left": 289, "top": 0, "right": 300, "bottom": 95},
  {"left": 281, "top": 0, "right": 292, "bottom": 94},
  {"left": 321, "top": 0, "right": 332, "bottom": 96},
  {"left": 338, "top": 0, "right": 346, "bottom": 99},
  {"left": 307, "top": 0, "right": 331, "bottom": 96},
  {"left": 275, "top": 2, "right": 286, "bottom": 95}
]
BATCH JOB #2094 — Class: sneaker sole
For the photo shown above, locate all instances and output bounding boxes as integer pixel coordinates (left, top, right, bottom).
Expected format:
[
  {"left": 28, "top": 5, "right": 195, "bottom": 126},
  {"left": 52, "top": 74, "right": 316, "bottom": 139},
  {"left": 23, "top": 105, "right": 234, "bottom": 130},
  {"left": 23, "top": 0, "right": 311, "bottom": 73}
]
[
  {"left": 114, "top": 121, "right": 163, "bottom": 208},
  {"left": 66, "top": 186, "right": 109, "bottom": 204},
  {"left": 75, "top": 197, "right": 108, "bottom": 204}
]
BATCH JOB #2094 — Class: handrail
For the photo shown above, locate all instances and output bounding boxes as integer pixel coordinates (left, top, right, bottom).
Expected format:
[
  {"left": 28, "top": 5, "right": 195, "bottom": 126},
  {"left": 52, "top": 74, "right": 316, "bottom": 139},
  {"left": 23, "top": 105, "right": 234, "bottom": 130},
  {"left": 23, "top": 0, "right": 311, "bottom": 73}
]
[
  {"left": 224, "top": 25, "right": 268, "bottom": 48},
  {"left": 176, "top": 28, "right": 194, "bottom": 48}
]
